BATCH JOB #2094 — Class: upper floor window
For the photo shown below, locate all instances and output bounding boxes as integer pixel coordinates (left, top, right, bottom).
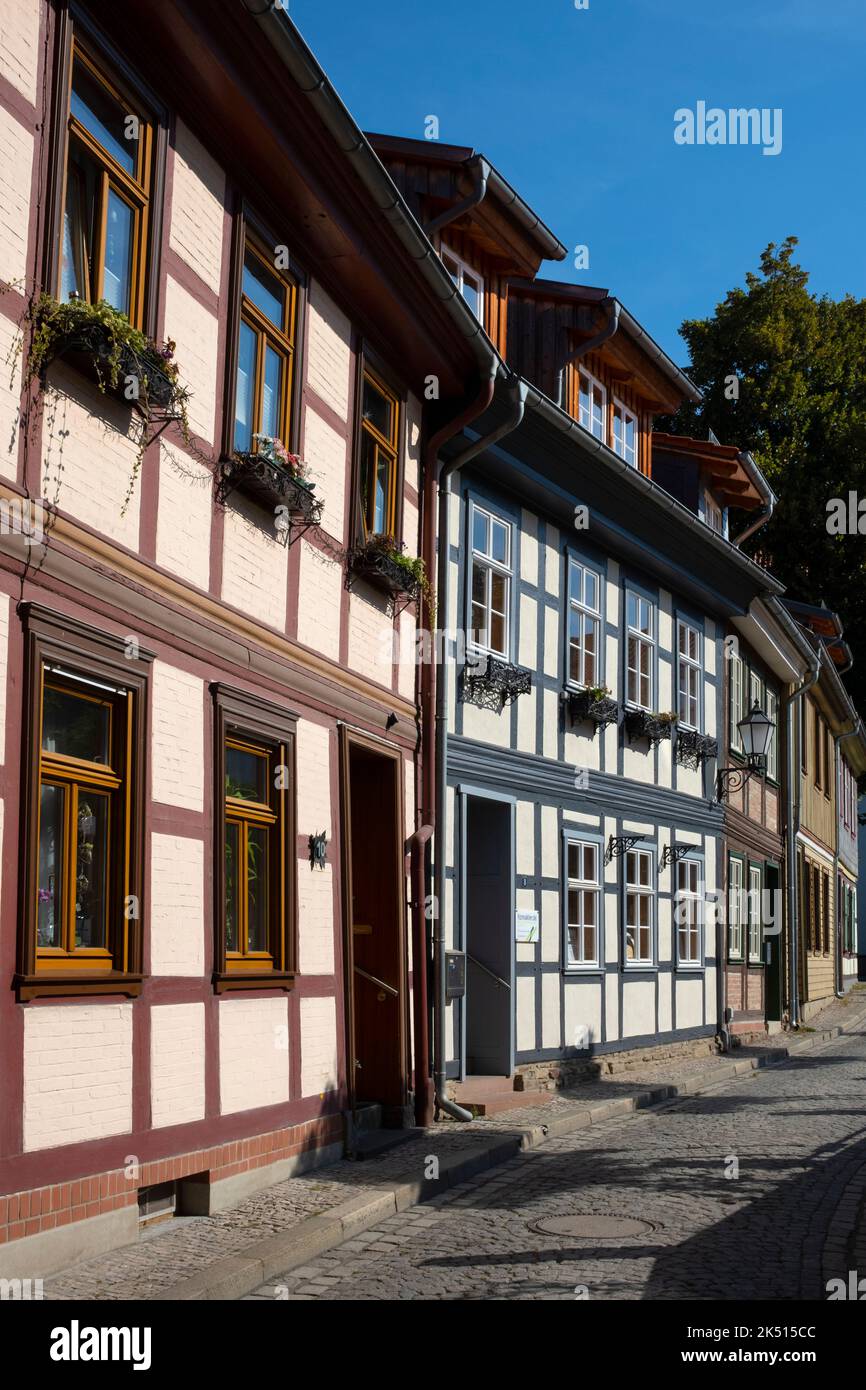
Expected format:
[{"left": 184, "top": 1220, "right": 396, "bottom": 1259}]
[
  {"left": 469, "top": 504, "right": 511, "bottom": 657},
  {"left": 567, "top": 559, "right": 601, "bottom": 688},
  {"left": 676, "top": 858, "right": 702, "bottom": 966},
  {"left": 60, "top": 43, "right": 154, "bottom": 327},
  {"left": 730, "top": 651, "right": 746, "bottom": 755},
  {"left": 233, "top": 237, "right": 298, "bottom": 454},
  {"left": 814, "top": 709, "right": 824, "bottom": 792},
  {"left": 442, "top": 245, "right": 484, "bottom": 323},
  {"left": 612, "top": 399, "right": 637, "bottom": 467},
  {"left": 626, "top": 591, "right": 654, "bottom": 710},
  {"left": 357, "top": 369, "right": 401, "bottom": 539},
  {"left": 704, "top": 494, "right": 724, "bottom": 534},
  {"left": 214, "top": 686, "right": 297, "bottom": 991},
  {"left": 748, "top": 864, "right": 762, "bottom": 963},
  {"left": 765, "top": 687, "right": 779, "bottom": 781},
  {"left": 565, "top": 839, "right": 600, "bottom": 967},
  {"left": 578, "top": 369, "right": 607, "bottom": 443},
  {"left": 625, "top": 848, "right": 654, "bottom": 964},
  {"left": 677, "top": 620, "right": 701, "bottom": 730},
  {"left": 728, "top": 856, "right": 744, "bottom": 961}
]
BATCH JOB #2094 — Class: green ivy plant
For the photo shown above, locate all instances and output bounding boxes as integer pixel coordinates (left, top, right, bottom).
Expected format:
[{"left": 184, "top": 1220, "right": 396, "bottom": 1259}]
[
  {"left": 25, "top": 294, "right": 192, "bottom": 515},
  {"left": 355, "top": 532, "right": 435, "bottom": 617}
]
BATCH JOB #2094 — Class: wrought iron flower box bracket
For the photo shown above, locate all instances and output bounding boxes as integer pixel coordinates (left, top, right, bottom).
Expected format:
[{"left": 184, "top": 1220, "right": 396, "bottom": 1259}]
[
  {"left": 462, "top": 654, "right": 532, "bottom": 711},
  {"left": 660, "top": 844, "right": 693, "bottom": 871},
  {"left": 218, "top": 453, "right": 323, "bottom": 529},
  {"left": 605, "top": 834, "right": 644, "bottom": 865},
  {"left": 675, "top": 728, "right": 719, "bottom": 770},
  {"left": 624, "top": 709, "right": 675, "bottom": 746},
  {"left": 347, "top": 547, "right": 424, "bottom": 604},
  {"left": 563, "top": 689, "right": 619, "bottom": 731}
]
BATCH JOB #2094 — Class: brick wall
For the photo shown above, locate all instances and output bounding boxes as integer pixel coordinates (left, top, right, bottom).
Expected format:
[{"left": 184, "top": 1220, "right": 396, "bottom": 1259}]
[
  {"left": 155, "top": 441, "right": 213, "bottom": 590},
  {"left": 295, "top": 539, "right": 342, "bottom": 660},
  {"left": 218, "top": 997, "right": 289, "bottom": 1115},
  {"left": 163, "top": 275, "right": 218, "bottom": 444},
  {"left": 0, "top": 312, "right": 21, "bottom": 480},
  {"left": 22, "top": 1005, "right": 133, "bottom": 1152},
  {"left": 299, "top": 995, "right": 339, "bottom": 1098},
  {"left": 149, "top": 834, "right": 205, "bottom": 976},
  {"left": 302, "top": 404, "right": 347, "bottom": 543},
  {"left": 221, "top": 493, "right": 289, "bottom": 630},
  {"left": 150, "top": 661, "right": 205, "bottom": 812},
  {"left": 168, "top": 119, "right": 225, "bottom": 295},
  {"left": 150, "top": 1003, "right": 206, "bottom": 1128},
  {"left": 305, "top": 281, "right": 351, "bottom": 421},
  {"left": 0, "top": 103, "right": 33, "bottom": 285}
]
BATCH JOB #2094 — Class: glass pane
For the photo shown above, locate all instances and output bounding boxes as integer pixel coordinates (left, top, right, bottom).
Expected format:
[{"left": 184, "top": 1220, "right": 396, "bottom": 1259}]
[
  {"left": 473, "top": 509, "right": 489, "bottom": 555},
  {"left": 584, "top": 570, "right": 597, "bottom": 611},
  {"left": 60, "top": 153, "right": 94, "bottom": 303},
  {"left": 582, "top": 890, "right": 595, "bottom": 926},
  {"left": 261, "top": 345, "right": 282, "bottom": 439},
  {"left": 247, "top": 826, "right": 268, "bottom": 953},
  {"left": 584, "top": 845, "right": 596, "bottom": 881},
  {"left": 225, "top": 822, "right": 239, "bottom": 953},
  {"left": 102, "top": 188, "right": 133, "bottom": 315},
  {"left": 38, "top": 783, "right": 64, "bottom": 947},
  {"left": 462, "top": 274, "right": 482, "bottom": 321},
  {"left": 74, "top": 793, "right": 108, "bottom": 948},
  {"left": 243, "top": 251, "right": 285, "bottom": 330},
  {"left": 43, "top": 685, "right": 110, "bottom": 764},
  {"left": 70, "top": 60, "right": 136, "bottom": 175},
  {"left": 627, "top": 593, "right": 637, "bottom": 629},
  {"left": 489, "top": 611, "right": 506, "bottom": 654},
  {"left": 362, "top": 376, "right": 392, "bottom": 441},
  {"left": 470, "top": 601, "right": 487, "bottom": 646},
  {"left": 491, "top": 520, "right": 509, "bottom": 565},
  {"left": 568, "top": 888, "right": 580, "bottom": 925},
  {"left": 226, "top": 745, "right": 268, "bottom": 803},
  {"left": 583, "top": 925, "right": 595, "bottom": 961},
  {"left": 234, "top": 320, "right": 257, "bottom": 452},
  {"left": 490, "top": 571, "right": 508, "bottom": 618},
  {"left": 374, "top": 448, "right": 390, "bottom": 534}
]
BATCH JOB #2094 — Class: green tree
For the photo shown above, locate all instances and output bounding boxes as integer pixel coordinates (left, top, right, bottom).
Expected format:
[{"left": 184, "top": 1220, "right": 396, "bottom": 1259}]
[{"left": 658, "top": 237, "right": 866, "bottom": 718}]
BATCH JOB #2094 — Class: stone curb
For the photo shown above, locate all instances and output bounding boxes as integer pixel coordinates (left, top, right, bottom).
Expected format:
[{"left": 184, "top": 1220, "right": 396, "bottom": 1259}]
[{"left": 155, "top": 1009, "right": 866, "bottom": 1301}]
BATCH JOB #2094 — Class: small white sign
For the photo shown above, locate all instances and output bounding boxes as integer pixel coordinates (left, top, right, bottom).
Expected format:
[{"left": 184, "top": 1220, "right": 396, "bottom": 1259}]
[{"left": 515, "top": 909, "right": 539, "bottom": 943}]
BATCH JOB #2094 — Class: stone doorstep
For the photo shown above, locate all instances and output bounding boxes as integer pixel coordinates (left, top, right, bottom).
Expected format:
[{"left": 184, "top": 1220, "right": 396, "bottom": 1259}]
[{"left": 149, "top": 1016, "right": 859, "bottom": 1303}]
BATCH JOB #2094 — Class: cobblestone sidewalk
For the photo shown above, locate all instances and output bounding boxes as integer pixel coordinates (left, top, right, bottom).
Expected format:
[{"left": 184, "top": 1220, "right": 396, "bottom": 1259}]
[{"left": 43, "top": 989, "right": 866, "bottom": 1301}]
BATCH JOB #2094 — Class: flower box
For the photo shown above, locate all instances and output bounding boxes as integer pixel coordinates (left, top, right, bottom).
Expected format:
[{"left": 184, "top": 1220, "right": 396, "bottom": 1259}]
[
  {"left": 675, "top": 728, "right": 719, "bottom": 769},
  {"left": 348, "top": 537, "right": 426, "bottom": 603},
  {"left": 37, "top": 315, "right": 178, "bottom": 412},
  {"left": 624, "top": 709, "right": 676, "bottom": 746},
  {"left": 221, "top": 450, "right": 321, "bottom": 521},
  {"left": 462, "top": 654, "right": 532, "bottom": 711},
  {"left": 563, "top": 687, "right": 619, "bottom": 731}
]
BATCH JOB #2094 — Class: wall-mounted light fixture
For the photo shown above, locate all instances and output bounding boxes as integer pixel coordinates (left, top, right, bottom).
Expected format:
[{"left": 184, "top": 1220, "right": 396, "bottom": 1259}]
[{"left": 716, "top": 701, "right": 775, "bottom": 801}]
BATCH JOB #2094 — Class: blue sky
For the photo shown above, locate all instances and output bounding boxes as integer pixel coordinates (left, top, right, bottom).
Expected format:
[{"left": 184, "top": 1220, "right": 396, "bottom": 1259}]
[{"left": 290, "top": 0, "right": 866, "bottom": 364}]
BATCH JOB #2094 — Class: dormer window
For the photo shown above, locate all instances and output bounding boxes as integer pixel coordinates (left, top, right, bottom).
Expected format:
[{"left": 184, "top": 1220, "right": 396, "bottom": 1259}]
[
  {"left": 704, "top": 493, "right": 724, "bottom": 534},
  {"left": 442, "top": 245, "right": 484, "bottom": 324},
  {"left": 612, "top": 399, "right": 637, "bottom": 467},
  {"left": 578, "top": 369, "right": 607, "bottom": 443}
]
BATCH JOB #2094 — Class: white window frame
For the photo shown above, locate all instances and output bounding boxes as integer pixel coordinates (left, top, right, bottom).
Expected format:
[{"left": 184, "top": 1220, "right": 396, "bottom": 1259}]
[
  {"left": 567, "top": 558, "right": 602, "bottom": 690},
  {"left": 468, "top": 502, "right": 512, "bottom": 658},
  {"left": 748, "top": 864, "right": 762, "bottom": 963},
  {"left": 441, "top": 243, "right": 484, "bottom": 324},
  {"left": 728, "top": 856, "right": 745, "bottom": 961},
  {"left": 565, "top": 838, "right": 601, "bottom": 968},
  {"left": 625, "top": 590, "right": 655, "bottom": 711},
  {"left": 765, "top": 687, "right": 778, "bottom": 782},
  {"left": 730, "top": 652, "right": 745, "bottom": 754},
  {"left": 704, "top": 493, "right": 724, "bottom": 534},
  {"left": 624, "top": 847, "right": 654, "bottom": 965},
  {"left": 578, "top": 368, "right": 607, "bottom": 443},
  {"left": 677, "top": 620, "right": 702, "bottom": 731},
  {"left": 675, "top": 857, "right": 703, "bottom": 967},
  {"left": 612, "top": 397, "right": 638, "bottom": 467}
]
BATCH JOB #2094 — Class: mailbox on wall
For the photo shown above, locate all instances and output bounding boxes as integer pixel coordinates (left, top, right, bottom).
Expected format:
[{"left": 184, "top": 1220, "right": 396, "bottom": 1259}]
[{"left": 445, "top": 951, "right": 466, "bottom": 1000}]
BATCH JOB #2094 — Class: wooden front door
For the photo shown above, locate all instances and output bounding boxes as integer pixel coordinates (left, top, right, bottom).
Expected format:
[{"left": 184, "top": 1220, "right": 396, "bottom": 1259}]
[{"left": 341, "top": 732, "right": 407, "bottom": 1118}]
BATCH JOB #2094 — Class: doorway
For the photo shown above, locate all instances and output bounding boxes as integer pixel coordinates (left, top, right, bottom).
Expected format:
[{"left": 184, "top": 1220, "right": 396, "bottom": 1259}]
[
  {"left": 464, "top": 794, "right": 514, "bottom": 1076},
  {"left": 341, "top": 733, "right": 407, "bottom": 1122}
]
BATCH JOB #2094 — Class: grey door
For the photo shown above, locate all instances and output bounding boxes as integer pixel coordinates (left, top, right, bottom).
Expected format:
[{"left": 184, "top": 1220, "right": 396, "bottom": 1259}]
[{"left": 465, "top": 795, "right": 513, "bottom": 1075}]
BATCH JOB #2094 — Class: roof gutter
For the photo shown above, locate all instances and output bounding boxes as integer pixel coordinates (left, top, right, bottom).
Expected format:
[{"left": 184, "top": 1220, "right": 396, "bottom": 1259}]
[
  {"left": 615, "top": 302, "right": 703, "bottom": 405},
  {"left": 555, "top": 297, "right": 621, "bottom": 408},
  {"left": 732, "top": 451, "right": 777, "bottom": 547},
  {"left": 425, "top": 156, "right": 490, "bottom": 237}
]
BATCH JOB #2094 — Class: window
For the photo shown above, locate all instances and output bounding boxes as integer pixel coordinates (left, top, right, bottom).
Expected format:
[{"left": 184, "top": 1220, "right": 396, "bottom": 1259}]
[
  {"left": 441, "top": 245, "right": 484, "bottom": 323},
  {"left": 675, "top": 859, "right": 702, "bottom": 966},
  {"left": 729, "top": 652, "right": 745, "bottom": 753},
  {"left": 765, "top": 687, "right": 778, "bottom": 781},
  {"left": 59, "top": 42, "right": 154, "bottom": 327},
  {"left": 822, "top": 870, "right": 830, "bottom": 954},
  {"left": 356, "top": 368, "right": 400, "bottom": 540},
  {"left": 748, "top": 865, "right": 762, "bottom": 963},
  {"left": 705, "top": 494, "right": 724, "bottom": 534},
  {"left": 626, "top": 591, "right": 654, "bottom": 710},
  {"left": 578, "top": 369, "right": 607, "bottom": 443},
  {"left": 214, "top": 686, "right": 297, "bottom": 991},
  {"left": 625, "top": 848, "right": 654, "bottom": 964},
  {"left": 469, "top": 504, "right": 512, "bottom": 657},
  {"left": 565, "top": 839, "right": 600, "bottom": 967},
  {"left": 801, "top": 701, "right": 809, "bottom": 776},
  {"left": 810, "top": 864, "right": 820, "bottom": 952},
  {"left": 824, "top": 724, "right": 832, "bottom": 801},
  {"left": 612, "top": 399, "right": 637, "bottom": 467},
  {"left": 677, "top": 621, "right": 701, "bottom": 730},
  {"left": 814, "top": 710, "right": 823, "bottom": 791},
  {"left": 567, "top": 559, "right": 601, "bottom": 688},
  {"left": 728, "top": 857, "right": 744, "bottom": 960},
  {"left": 233, "top": 236, "right": 298, "bottom": 455},
  {"left": 20, "top": 606, "right": 149, "bottom": 998}
]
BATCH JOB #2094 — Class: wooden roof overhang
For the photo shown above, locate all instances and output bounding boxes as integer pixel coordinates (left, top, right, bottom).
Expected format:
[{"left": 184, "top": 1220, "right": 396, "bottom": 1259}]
[
  {"left": 652, "top": 434, "right": 765, "bottom": 511},
  {"left": 78, "top": 0, "right": 482, "bottom": 397}
]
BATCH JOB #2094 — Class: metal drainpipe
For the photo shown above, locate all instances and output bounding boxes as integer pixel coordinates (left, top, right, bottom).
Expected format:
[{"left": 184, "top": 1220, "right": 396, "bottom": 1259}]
[
  {"left": 434, "top": 379, "right": 528, "bottom": 1122},
  {"left": 833, "top": 720, "right": 862, "bottom": 997},
  {"left": 555, "top": 299, "right": 621, "bottom": 409},
  {"left": 731, "top": 454, "right": 776, "bottom": 548},
  {"left": 785, "top": 651, "right": 821, "bottom": 1029},
  {"left": 424, "top": 157, "right": 491, "bottom": 238}
]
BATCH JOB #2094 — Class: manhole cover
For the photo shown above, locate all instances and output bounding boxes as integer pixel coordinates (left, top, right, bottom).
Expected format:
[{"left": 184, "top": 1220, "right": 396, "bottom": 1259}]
[{"left": 532, "top": 1214, "right": 655, "bottom": 1238}]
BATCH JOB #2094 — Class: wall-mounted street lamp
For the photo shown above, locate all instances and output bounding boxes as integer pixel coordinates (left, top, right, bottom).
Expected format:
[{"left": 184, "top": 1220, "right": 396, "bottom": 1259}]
[{"left": 715, "top": 701, "right": 775, "bottom": 801}]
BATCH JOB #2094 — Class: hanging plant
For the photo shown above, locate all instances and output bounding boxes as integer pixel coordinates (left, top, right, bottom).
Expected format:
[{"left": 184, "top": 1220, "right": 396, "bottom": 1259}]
[
  {"left": 348, "top": 532, "right": 433, "bottom": 613},
  {"left": 24, "top": 294, "right": 192, "bottom": 515}
]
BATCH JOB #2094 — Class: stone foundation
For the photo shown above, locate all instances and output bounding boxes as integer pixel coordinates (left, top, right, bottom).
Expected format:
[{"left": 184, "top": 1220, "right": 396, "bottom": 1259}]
[{"left": 512, "top": 1035, "right": 723, "bottom": 1092}]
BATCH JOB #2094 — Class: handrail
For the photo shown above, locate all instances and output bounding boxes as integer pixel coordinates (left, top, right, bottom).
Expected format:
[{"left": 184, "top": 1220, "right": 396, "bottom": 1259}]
[
  {"left": 467, "top": 952, "right": 511, "bottom": 991},
  {"left": 353, "top": 965, "right": 398, "bottom": 998}
]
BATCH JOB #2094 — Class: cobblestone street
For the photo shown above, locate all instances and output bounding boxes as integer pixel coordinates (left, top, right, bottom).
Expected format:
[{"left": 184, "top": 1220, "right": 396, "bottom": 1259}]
[{"left": 250, "top": 1027, "right": 866, "bottom": 1301}]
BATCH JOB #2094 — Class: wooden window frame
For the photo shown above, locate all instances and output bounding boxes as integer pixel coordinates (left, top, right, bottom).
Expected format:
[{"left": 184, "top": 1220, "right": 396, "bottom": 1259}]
[
  {"left": 612, "top": 397, "right": 638, "bottom": 468},
  {"left": 212, "top": 684, "right": 298, "bottom": 993},
  {"left": 441, "top": 242, "right": 485, "bottom": 326},
  {"left": 468, "top": 501, "right": 513, "bottom": 660},
  {"left": 625, "top": 589, "right": 654, "bottom": 711},
  {"left": 352, "top": 357, "right": 403, "bottom": 544},
  {"left": 46, "top": 13, "right": 167, "bottom": 337},
  {"left": 223, "top": 208, "right": 303, "bottom": 460},
  {"left": 727, "top": 854, "right": 745, "bottom": 963},
  {"left": 675, "top": 857, "right": 703, "bottom": 968},
  {"left": 17, "top": 605, "right": 152, "bottom": 1000},
  {"left": 747, "top": 863, "right": 763, "bottom": 964},
  {"left": 577, "top": 367, "right": 607, "bottom": 444},
  {"left": 623, "top": 847, "right": 655, "bottom": 966},
  {"left": 564, "top": 837, "right": 601, "bottom": 969},
  {"left": 677, "top": 619, "right": 702, "bottom": 732}
]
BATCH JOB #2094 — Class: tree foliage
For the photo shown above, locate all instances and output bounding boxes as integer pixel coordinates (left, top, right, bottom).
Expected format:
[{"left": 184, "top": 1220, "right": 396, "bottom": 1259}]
[{"left": 658, "top": 237, "right": 866, "bottom": 716}]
